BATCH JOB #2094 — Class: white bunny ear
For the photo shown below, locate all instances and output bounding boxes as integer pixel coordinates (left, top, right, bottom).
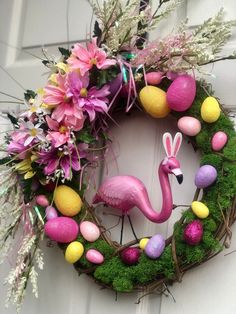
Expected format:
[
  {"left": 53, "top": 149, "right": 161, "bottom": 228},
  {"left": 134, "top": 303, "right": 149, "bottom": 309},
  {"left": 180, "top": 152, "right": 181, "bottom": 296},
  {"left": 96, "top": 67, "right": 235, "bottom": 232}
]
[
  {"left": 163, "top": 132, "right": 173, "bottom": 157},
  {"left": 172, "top": 132, "right": 182, "bottom": 157}
]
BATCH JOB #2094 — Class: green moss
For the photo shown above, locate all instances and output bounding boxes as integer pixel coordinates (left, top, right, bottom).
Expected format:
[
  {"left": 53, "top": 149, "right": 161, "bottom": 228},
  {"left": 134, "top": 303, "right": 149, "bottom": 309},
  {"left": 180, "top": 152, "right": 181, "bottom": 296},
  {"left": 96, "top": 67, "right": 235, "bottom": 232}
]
[
  {"left": 200, "top": 154, "right": 223, "bottom": 170},
  {"left": 185, "top": 245, "right": 205, "bottom": 264},
  {"left": 113, "top": 277, "right": 133, "bottom": 292},
  {"left": 223, "top": 137, "right": 236, "bottom": 160}
]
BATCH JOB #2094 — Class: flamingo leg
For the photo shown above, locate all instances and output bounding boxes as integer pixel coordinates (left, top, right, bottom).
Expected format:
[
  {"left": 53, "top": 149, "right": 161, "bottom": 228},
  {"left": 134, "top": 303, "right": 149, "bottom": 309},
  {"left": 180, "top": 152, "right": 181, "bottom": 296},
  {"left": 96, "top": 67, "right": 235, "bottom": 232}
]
[
  {"left": 127, "top": 215, "right": 138, "bottom": 242},
  {"left": 120, "top": 214, "right": 125, "bottom": 244}
]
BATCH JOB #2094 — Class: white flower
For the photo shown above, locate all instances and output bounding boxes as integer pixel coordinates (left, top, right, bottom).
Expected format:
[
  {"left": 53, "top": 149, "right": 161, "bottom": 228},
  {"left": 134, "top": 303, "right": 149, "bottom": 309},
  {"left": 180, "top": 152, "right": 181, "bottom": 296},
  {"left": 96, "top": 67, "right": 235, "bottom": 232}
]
[
  {"left": 23, "top": 122, "right": 46, "bottom": 146},
  {"left": 21, "top": 92, "right": 50, "bottom": 118}
]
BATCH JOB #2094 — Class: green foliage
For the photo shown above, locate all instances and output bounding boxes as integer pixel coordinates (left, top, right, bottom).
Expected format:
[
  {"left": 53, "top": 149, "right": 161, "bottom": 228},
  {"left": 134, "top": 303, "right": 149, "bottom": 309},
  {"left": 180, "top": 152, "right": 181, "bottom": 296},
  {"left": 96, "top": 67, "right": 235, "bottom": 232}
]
[
  {"left": 58, "top": 47, "right": 71, "bottom": 59},
  {"left": 200, "top": 153, "right": 223, "bottom": 170},
  {"left": 24, "top": 89, "right": 36, "bottom": 101},
  {"left": 7, "top": 113, "right": 18, "bottom": 127},
  {"left": 223, "top": 137, "right": 236, "bottom": 160},
  {"left": 113, "top": 277, "right": 133, "bottom": 292}
]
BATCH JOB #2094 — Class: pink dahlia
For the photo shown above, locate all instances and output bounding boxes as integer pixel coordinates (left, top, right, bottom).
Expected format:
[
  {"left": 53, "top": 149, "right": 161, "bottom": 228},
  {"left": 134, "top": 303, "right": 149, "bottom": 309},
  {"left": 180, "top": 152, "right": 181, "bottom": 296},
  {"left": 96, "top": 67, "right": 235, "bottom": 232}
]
[
  {"left": 67, "top": 37, "right": 116, "bottom": 75},
  {"left": 46, "top": 116, "right": 71, "bottom": 148}
]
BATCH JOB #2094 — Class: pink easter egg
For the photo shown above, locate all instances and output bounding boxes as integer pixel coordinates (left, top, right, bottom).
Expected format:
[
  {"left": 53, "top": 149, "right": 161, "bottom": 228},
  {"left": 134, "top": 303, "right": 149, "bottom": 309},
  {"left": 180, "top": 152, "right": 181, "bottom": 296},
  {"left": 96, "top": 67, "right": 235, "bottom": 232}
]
[
  {"left": 80, "top": 221, "right": 100, "bottom": 242},
  {"left": 86, "top": 249, "right": 104, "bottom": 264},
  {"left": 45, "top": 206, "right": 58, "bottom": 220},
  {"left": 177, "top": 116, "right": 201, "bottom": 136},
  {"left": 146, "top": 72, "right": 163, "bottom": 85},
  {"left": 44, "top": 217, "right": 79, "bottom": 243},
  {"left": 120, "top": 247, "right": 141, "bottom": 265},
  {"left": 211, "top": 131, "right": 228, "bottom": 151},
  {"left": 167, "top": 74, "right": 196, "bottom": 111},
  {"left": 36, "top": 195, "right": 49, "bottom": 207},
  {"left": 183, "top": 220, "right": 203, "bottom": 245}
]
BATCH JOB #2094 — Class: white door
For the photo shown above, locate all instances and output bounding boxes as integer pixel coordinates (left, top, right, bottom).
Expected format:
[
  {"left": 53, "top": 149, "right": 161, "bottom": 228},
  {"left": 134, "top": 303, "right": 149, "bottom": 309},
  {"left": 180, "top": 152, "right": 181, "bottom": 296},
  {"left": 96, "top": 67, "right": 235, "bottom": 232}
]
[{"left": 0, "top": 1, "right": 235, "bottom": 314}]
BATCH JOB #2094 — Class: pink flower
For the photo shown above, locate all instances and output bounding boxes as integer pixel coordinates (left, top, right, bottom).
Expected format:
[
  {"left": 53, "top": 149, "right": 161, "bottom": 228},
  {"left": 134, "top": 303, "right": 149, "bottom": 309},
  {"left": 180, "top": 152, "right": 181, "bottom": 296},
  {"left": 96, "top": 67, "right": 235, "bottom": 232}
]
[
  {"left": 67, "top": 71, "right": 110, "bottom": 121},
  {"left": 67, "top": 38, "right": 116, "bottom": 75},
  {"left": 46, "top": 116, "right": 71, "bottom": 148},
  {"left": 37, "top": 144, "right": 88, "bottom": 180}
]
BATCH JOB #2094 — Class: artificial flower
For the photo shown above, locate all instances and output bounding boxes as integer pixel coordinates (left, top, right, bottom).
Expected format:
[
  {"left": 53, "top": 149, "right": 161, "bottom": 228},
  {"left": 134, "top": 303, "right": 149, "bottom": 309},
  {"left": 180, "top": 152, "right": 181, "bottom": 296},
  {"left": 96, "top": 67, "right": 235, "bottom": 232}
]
[
  {"left": 23, "top": 122, "right": 46, "bottom": 146},
  {"left": 46, "top": 116, "right": 71, "bottom": 148},
  {"left": 67, "top": 37, "right": 116, "bottom": 75}
]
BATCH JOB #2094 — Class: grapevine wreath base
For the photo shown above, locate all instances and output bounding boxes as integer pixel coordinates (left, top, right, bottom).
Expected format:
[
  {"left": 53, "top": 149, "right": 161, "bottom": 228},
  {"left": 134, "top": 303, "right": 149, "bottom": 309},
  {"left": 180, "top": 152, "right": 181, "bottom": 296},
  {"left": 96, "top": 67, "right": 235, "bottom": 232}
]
[{"left": 1, "top": 1, "right": 236, "bottom": 310}]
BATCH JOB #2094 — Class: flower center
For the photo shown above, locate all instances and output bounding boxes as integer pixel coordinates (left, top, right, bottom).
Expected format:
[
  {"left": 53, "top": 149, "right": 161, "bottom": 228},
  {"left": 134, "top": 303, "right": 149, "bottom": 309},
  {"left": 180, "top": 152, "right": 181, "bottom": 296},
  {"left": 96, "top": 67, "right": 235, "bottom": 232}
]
[
  {"left": 63, "top": 95, "right": 71, "bottom": 103},
  {"left": 59, "top": 126, "right": 68, "bottom": 134},
  {"left": 80, "top": 88, "right": 88, "bottom": 97},
  {"left": 90, "top": 58, "right": 97, "bottom": 65},
  {"left": 30, "top": 128, "right": 38, "bottom": 136},
  {"left": 30, "top": 106, "right": 37, "bottom": 113},
  {"left": 57, "top": 151, "right": 64, "bottom": 158}
]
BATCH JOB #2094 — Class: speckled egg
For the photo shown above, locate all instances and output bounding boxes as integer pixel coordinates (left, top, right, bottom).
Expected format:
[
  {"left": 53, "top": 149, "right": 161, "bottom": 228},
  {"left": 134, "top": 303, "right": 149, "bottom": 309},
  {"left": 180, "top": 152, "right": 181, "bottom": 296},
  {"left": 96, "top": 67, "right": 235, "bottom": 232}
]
[
  {"left": 45, "top": 206, "right": 58, "bottom": 220},
  {"left": 184, "top": 220, "right": 203, "bottom": 245},
  {"left": 139, "top": 238, "right": 149, "bottom": 250},
  {"left": 191, "top": 201, "right": 209, "bottom": 219},
  {"left": 44, "top": 217, "right": 79, "bottom": 243},
  {"left": 166, "top": 75, "right": 196, "bottom": 111},
  {"left": 80, "top": 221, "right": 100, "bottom": 242},
  {"left": 177, "top": 116, "right": 201, "bottom": 136},
  {"left": 211, "top": 131, "right": 228, "bottom": 151},
  {"left": 36, "top": 195, "right": 49, "bottom": 207},
  {"left": 146, "top": 72, "right": 163, "bottom": 85},
  {"left": 139, "top": 86, "right": 170, "bottom": 118},
  {"left": 194, "top": 165, "right": 217, "bottom": 188},
  {"left": 86, "top": 249, "right": 104, "bottom": 264},
  {"left": 201, "top": 97, "right": 221, "bottom": 123},
  {"left": 144, "top": 234, "right": 165, "bottom": 259},
  {"left": 120, "top": 247, "right": 141, "bottom": 265},
  {"left": 65, "top": 241, "right": 84, "bottom": 264}
]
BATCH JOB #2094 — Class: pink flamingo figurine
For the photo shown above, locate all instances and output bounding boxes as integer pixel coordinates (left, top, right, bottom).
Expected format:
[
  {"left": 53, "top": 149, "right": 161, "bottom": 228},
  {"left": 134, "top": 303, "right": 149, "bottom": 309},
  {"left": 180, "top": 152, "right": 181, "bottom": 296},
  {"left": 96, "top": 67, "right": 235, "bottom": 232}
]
[{"left": 93, "top": 132, "right": 183, "bottom": 244}]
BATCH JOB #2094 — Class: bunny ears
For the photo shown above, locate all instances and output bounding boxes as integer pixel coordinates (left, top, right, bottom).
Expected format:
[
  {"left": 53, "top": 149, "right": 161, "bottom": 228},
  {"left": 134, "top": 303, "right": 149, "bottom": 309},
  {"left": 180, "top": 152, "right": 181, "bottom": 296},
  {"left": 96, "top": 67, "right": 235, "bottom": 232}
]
[{"left": 162, "top": 132, "right": 182, "bottom": 157}]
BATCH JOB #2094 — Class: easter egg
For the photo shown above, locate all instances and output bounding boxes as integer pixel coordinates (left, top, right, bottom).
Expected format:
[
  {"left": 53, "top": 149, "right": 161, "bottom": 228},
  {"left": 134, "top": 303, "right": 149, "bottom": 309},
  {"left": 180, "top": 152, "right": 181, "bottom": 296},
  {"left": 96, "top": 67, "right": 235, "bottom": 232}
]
[
  {"left": 166, "top": 75, "right": 196, "bottom": 111},
  {"left": 195, "top": 165, "right": 217, "bottom": 188},
  {"left": 139, "top": 238, "right": 149, "bottom": 250},
  {"left": 44, "top": 217, "right": 79, "bottom": 243},
  {"left": 36, "top": 195, "right": 49, "bottom": 207},
  {"left": 211, "top": 131, "right": 228, "bottom": 151},
  {"left": 45, "top": 206, "right": 58, "bottom": 220},
  {"left": 120, "top": 247, "right": 141, "bottom": 265},
  {"left": 139, "top": 86, "right": 170, "bottom": 118},
  {"left": 144, "top": 234, "right": 165, "bottom": 259},
  {"left": 191, "top": 201, "right": 209, "bottom": 219},
  {"left": 201, "top": 97, "right": 221, "bottom": 123},
  {"left": 54, "top": 185, "right": 82, "bottom": 217},
  {"left": 177, "top": 116, "right": 201, "bottom": 136},
  {"left": 65, "top": 241, "right": 84, "bottom": 264},
  {"left": 80, "top": 221, "right": 100, "bottom": 242},
  {"left": 86, "top": 249, "right": 104, "bottom": 264},
  {"left": 184, "top": 220, "right": 203, "bottom": 245},
  {"left": 146, "top": 72, "right": 163, "bottom": 85}
]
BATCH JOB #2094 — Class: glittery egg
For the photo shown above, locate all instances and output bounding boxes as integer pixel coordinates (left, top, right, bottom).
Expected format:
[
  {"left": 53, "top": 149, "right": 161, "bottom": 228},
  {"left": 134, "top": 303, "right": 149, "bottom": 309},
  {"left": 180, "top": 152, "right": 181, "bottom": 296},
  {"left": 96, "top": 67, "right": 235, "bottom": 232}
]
[
  {"left": 146, "top": 72, "right": 163, "bottom": 85},
  {"left": 86, "top": 249, "right": 104, "bottom": 264},
  {"left": 44, "top": 217, "right": 79, "bottom": 243},
  {"left": 80, "top": 221, "right": 100, "bottom": 242},
  {"left": 211, "top": 131, "right": 228, "bottom": 151},
  {"left": 120, "top": 247, "right": 141, "bottom": 265},
  {"left": 191, "top": 201, "right": 209, "bottom": 219},
  {"left": 144, "top": 234, "right": 165, "bottom": 259},
  {"left": 177, "top": 116, "right": 201, "bottom": 136},
  {"left": 166, "top": 75, "right": 196, "bottom": 111},
  {"left": 139, "top": 238, "right": 149, "bottom": 250},
  {"left": 184, "top": 220, "right": 203, "bottom": 245},
  {"left": 45, "top": 206, "right": 58, "bottom": 220},
  {"left": 195, "top": 165, "right": 217, "bottom": 188},
  {"left": 201, "top": 97, "right": 221, "bottom": 123},
  {"left": 36, "top": 195, "right": 49, "bottom": 207},
  {"left": 65, "top": 241, "right": 84, "bottom": 264}
]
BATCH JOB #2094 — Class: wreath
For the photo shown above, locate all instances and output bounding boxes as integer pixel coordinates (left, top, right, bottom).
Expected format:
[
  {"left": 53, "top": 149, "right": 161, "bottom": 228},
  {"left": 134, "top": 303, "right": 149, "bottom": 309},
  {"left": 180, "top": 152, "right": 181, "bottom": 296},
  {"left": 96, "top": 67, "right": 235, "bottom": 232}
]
[{"left": 1, "top": 0, "right": 236, "bottom": 310}]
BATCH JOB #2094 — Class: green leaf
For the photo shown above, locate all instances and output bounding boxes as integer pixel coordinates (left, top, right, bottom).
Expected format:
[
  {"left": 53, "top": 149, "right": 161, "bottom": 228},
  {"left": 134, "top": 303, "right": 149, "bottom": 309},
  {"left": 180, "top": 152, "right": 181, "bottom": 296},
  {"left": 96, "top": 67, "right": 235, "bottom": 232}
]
[
  {"left": 77, "top": 129, "right": 96, "bottom": 144},
  {"left": 58, "top": 47, "right": 71, "bottom": 58},
  {"left": 93, "top": 20, "right": 102, "bottom": 41},
  {"left": 24, "top": 89, "right": 36, "bottom": 102},
  {"left": 7, "top": 113, "right": 18, "bottom": 126},
  {"left": 0, "top": 157, "right": 11, "bottom": 165}
]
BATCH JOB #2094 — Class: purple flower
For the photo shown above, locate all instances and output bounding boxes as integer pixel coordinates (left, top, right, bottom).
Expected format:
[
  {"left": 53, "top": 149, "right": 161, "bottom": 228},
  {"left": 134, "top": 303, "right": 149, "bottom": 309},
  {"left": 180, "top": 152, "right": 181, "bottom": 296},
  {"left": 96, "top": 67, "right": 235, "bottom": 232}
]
[{"left": 37, "top": 143, "right": 88, "bottom": 180}]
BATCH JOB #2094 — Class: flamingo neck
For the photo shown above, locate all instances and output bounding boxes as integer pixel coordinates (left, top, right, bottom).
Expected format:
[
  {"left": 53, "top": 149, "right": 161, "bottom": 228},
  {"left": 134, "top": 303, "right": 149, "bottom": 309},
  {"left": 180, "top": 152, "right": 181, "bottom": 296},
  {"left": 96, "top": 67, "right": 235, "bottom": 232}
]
[{"left": 138, "top": 164, "right": 173, "bottom": 223}]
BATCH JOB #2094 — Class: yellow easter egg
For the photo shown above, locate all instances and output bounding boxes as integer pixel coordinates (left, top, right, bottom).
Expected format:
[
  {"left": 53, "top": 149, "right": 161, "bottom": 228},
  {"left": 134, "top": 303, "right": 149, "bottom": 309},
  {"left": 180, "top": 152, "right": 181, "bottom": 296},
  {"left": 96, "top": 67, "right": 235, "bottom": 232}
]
[
  {"left": 191, "top": 201, "right": 209, "bottom": 219},
  {"left": 201, "top": 97, "right": 221, "bottom": 123},
  {"left": 54, "top": 185, "right": 82, "bottom": 217},
  {"left": 139, "top": 238, "right": 149, "bottom": 250},
  {"left": 65, "top": 241, "right": 84, "bottom": 264},
  {"left": 139, "top": 86, "right": 170, "bottom": 118}
]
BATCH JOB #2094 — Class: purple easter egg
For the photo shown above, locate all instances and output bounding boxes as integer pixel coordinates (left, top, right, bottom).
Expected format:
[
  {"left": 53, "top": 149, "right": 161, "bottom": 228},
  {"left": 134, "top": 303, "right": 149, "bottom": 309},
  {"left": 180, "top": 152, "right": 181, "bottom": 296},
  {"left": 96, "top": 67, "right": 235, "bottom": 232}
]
[
  {"left": 45, "top": 206, "right": 58, "bottom": 221},
  {"left": 36, "top": 195, "right": 49, "bottom": 207},
  {"left": 195, "top": 165, "right": 217, "bottom": 188},
  {"left": 120, "top": 247, "right": 141, "bottom": 265},
  {"left": 86, "top": 249, "right": 104, "bottom": 264},
  {"left": 44, "top": 217, "right": 79, "bottom": 243},
  {"left": 184, "top": 220, "right": 203, "bottom": 245},
  {"left": 146, "top": 72, "right": 163, "bottom": 85},
  {"left": 211, "top": 131, "right": 228, "bottom": 151},
  {"left": 167, "top": 74, "right": 196, "bottom": 111},
  {"left": 144, "top": 234, "right": 165, "bottom": 259}
]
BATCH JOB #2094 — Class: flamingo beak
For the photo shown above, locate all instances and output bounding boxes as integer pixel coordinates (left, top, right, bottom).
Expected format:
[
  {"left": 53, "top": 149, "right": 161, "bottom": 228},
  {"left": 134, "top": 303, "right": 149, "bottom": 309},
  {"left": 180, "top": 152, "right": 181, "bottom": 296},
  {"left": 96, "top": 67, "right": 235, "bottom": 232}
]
[{"left": 172, "top": 168, "right": 183, "bottom": 184}]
